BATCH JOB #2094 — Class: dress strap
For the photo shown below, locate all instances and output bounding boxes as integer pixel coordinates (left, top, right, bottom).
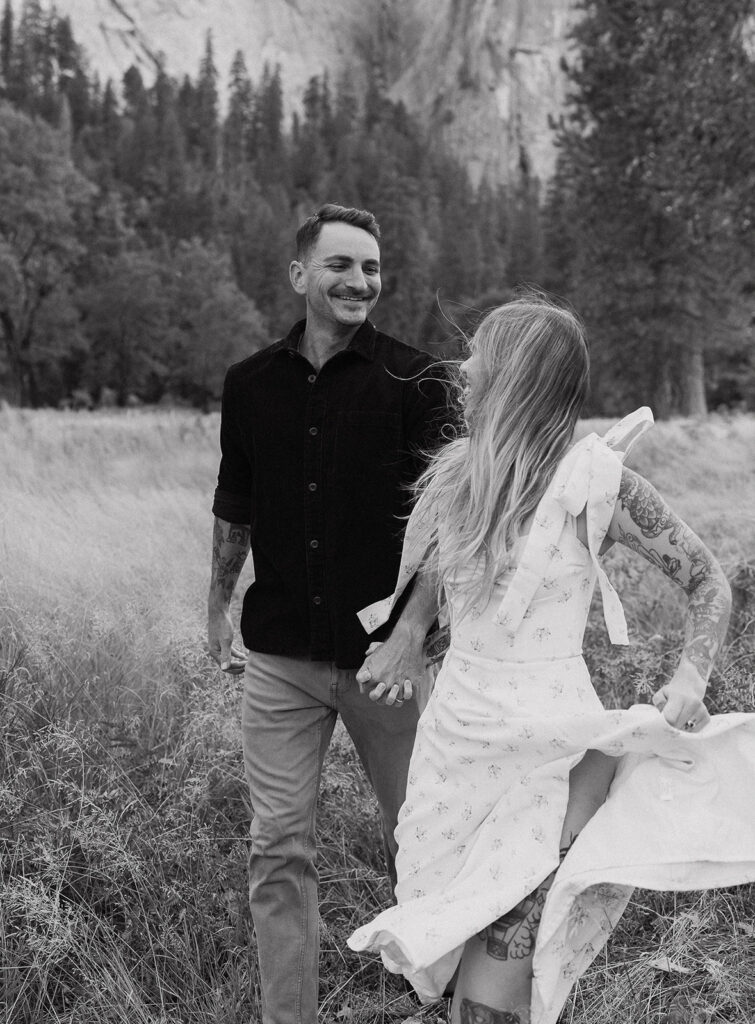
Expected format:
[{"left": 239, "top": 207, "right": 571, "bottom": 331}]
[
  {"left": 493, "top": 408, "right": 654, "bottom": 645},
  {"left": 603, "top": 406, "right": 654, "bottom": 455}
]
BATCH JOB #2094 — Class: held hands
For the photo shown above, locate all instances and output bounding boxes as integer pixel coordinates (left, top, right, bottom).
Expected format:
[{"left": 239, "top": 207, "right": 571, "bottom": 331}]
[
  {"left": 207, "top": 607, "right": 247, "bottom": 675},
  {"left": 355, "top": 627, "right": 427, "bottom": 708},
  {"left": 652, "top": 658, "right": 710, "bottom": 733}
]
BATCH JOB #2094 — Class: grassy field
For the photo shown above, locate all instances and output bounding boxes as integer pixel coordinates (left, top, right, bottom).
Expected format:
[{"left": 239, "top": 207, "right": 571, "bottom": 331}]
[{"left": 1, "top": 405, "right": 754, "bottom": 1024}]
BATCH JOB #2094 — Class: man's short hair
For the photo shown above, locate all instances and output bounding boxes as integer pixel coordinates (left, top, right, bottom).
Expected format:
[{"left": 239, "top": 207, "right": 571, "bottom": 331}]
[{"left": 296, "top": 203, "right": 381, "bottom": 262}]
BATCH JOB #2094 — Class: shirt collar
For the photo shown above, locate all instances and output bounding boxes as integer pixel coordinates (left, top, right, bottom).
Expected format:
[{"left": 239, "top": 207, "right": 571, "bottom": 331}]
[{"left": 281, "top": 319, "right": 377, "bottom": 362}]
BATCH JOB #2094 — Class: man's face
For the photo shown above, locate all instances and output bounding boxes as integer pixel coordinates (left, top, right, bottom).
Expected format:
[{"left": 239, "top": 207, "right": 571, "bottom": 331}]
[{"left": 290, "top": 222, "right": 381, "bottom": 330}]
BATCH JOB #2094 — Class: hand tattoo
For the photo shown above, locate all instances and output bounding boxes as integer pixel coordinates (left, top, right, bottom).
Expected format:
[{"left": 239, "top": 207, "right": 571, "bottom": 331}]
[
  {"left": 616, "top": 469, "right": 730, "bottom": 679},
  {"left": 460, "top": 999, "right": 521, "bottom": 1024}
]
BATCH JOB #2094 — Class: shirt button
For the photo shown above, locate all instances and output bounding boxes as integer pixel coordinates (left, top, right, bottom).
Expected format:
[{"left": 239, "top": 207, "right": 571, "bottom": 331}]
[
  {"left": 313, "top": 596, "right": 322, "bottom": 605},
  {"left": 308, "top": 482, "right": 317, "bottom": 492},
  {"left": 307, "top": 374, "right": 316, "bottom": 384},
  {"left": 309, "top": 426, "right": 318, "bottom": 436},
  {"left": 310, "top": 539, "right": 319, "bottom": 549}
]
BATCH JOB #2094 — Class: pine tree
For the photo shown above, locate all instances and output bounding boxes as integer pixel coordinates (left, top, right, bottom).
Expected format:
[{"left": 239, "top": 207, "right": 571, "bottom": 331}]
[
  {"left": 117, "top": 65, "right": 159, "bottom": 192},
  {"left": 101, "top": 78, "right": 119, "bottom": 148},
  {"left": 122, "top": 64, "right": 147, "bottom": 117},
  {"left": 552, "top": 0, "right": 755, "bottom": 415},
  {"left": 370, "top": 168, "right": 434, "bottom": 344},
  {"left": 251, "top": 61, "right": 285, "bottom": 185},
  {"left": 0, "top": 0, "right": 13, "bottom": 96},
  {"left": 195, "top": 30, "right": 219, "bottom": 170},
  {"left": 292, "top": 74, "right": 327, "bottom": 196},
  {"left": 144, "top": 63, "right": 185, "bottom": 198},
  {"left": 259, "top": 63, "right": 283, "bottom": 154},
  {"left": 506, "top": 155, "right": 544, "bottom": 289},
  {"left": 326, "top": 71, "right": 362, "bottom": 205},
  {"left": 12, "top": 0, "right": 47, "bottom": 111},
  {"left": 54, "top": 16, "right": 91, "bottom": 134},
  {"left": 224, "top": 49, "right": 252, "bottom": 174},
  {"left": 430, "top": 154, "right": 482, "bottom": 304}
]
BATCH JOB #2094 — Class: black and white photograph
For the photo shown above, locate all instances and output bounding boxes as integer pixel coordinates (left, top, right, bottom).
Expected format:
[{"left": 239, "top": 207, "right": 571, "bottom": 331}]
[{"left": 1, "top": 2, "right": 754, "bottom": 1022}]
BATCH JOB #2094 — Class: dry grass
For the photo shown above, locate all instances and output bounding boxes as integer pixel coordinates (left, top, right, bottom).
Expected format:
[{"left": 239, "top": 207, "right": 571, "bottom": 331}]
[{"left": 1, "top": 405, "right": 754, "bottom": 1023}]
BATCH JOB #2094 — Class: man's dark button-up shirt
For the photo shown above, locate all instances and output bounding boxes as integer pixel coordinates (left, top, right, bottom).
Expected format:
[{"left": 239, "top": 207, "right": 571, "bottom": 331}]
[{"left": 212, "top": 319, "right": 450, "bottom": 669}]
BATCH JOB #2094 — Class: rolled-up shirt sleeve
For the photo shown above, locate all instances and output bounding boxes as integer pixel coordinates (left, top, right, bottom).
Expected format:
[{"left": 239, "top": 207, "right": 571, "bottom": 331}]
[{"left": 212, "top": 368, "right": 253, "bottom": 524}]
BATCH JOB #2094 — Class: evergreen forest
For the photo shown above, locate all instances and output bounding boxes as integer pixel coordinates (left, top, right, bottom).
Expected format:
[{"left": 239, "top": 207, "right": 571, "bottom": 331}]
[{"left": 0, "top": 0, "right": 753, "bottom": 415}]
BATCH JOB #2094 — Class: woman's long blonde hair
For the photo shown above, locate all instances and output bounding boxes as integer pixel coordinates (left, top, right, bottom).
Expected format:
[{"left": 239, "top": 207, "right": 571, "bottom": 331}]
[{"left": 414, "top": 294, "right": 589, "bottom": 612}]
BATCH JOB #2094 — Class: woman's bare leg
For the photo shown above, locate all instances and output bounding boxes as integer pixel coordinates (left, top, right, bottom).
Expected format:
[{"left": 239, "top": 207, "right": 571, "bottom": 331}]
[{"left": 449, "top": 751, "right": 617, "bottom": 1024}]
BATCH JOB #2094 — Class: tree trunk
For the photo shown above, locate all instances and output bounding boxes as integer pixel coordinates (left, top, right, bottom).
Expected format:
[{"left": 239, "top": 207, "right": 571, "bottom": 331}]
[
  {"left": 679, "top": 335, "right": 707, "bottom": 417},
  {"left": 0, "top": 309, "right": 25, "bottom": 405},
  {"left": 23, "top": 359, "right": 40, "bottom": 408},
  {"left": 651, "top": 330, "right": 674, "bottom": 419},
  {"left": 653, "top": 363, "right": 674, "bottom": 419}
]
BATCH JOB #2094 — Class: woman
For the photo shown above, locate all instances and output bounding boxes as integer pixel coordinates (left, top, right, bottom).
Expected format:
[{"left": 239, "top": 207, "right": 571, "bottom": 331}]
[{"left": 348, "top": 296, "right": 755, "bottom": 1023}]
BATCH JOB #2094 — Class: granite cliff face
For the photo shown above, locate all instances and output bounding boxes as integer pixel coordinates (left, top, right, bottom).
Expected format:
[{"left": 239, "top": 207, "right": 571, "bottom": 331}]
[
  {"left": 55, "top": 0, "right": 576, "bottom": 185},
  {"left": 389, "top": 0, "right": 578, "bottom": 186}
]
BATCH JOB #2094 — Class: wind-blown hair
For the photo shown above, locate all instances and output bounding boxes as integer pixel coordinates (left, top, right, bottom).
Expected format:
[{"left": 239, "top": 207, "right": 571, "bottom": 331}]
[{"left": 414, "top": 294, "right": 589, "bottom": 613}]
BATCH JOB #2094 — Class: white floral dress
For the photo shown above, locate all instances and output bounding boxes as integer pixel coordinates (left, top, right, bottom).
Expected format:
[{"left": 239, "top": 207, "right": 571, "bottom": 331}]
[{"left": 347, "top": 409, "right": 755, "bottom": 1023}]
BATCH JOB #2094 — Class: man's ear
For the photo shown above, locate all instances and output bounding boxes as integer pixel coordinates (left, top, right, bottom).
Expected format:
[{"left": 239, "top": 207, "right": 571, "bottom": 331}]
[{"left": 289, "top": 259, "right": 307, "bottom": 294}]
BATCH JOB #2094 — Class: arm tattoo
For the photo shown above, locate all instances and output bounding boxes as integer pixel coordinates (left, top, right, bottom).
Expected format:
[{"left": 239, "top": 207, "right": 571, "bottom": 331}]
[
  {"left": 616, "top": 469, "right": 731, "bottom": 679},
  {"left": 683, "top": 573, "right": 731, "bottom": 679},
  {"left": 210, "top": 517, "right": 251, "bottom": 604},
  {"left": 460, "top": 1000, "right": 521, "bottom": 1024}
]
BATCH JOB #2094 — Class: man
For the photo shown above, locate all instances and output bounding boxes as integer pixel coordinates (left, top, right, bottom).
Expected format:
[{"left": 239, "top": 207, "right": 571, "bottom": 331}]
[{"left": 207, "top": 204, "right": 448, "bottom": 1024}]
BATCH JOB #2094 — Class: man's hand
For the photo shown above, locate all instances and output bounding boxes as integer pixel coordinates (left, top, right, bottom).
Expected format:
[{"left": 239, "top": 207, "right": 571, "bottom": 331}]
[
  {"left": 356, "top": 628, "right": 427, "bottom": 707},
  {"left": 207, "top": 607, "right": 247, "bottom": 674}
]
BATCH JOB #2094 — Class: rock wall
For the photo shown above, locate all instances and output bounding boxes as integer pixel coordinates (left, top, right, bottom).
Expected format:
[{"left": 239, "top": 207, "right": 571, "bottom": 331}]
[
  {"left": 56, "top": 0, "right": 577, "bottom": 185},
  {"left": 390, "top": 0, "right": 578, "bottom": 186}
]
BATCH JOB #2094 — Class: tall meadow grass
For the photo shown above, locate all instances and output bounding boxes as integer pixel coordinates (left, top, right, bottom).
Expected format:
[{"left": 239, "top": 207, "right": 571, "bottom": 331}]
[{"left": 1, "top": 405, "right": 754, "bottom": 1023}]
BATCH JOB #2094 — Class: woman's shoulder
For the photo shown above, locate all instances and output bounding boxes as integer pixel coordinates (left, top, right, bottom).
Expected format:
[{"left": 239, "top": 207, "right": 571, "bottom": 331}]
[{"left": 543, "top": 408, "right": 654, "bottom": 517}]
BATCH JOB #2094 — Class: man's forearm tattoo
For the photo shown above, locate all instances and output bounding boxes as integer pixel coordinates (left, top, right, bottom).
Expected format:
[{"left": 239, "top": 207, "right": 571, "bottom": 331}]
[
  {"left": 616, "top": 470, "right": 730, "bottom": 679},
  {"left": 211, "top": 518, "right": 250, "bottom": 603},
  {"left": 460, "top": 999, "right": 521, "bottom": 1024}
]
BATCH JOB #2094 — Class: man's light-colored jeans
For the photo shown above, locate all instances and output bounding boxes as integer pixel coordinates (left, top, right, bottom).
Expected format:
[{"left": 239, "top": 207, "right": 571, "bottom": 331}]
[{"left": 241, "top": 651, "right": 425, "bottom": 1024}]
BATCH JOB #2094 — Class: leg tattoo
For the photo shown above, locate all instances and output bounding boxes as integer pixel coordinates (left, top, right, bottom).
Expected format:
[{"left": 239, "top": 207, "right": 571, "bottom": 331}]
[
  {"left": 460, "top": 999, "right": 521, "bottom": 1024},
  {"left": 482, "top": 888, "right": 546, "bottom": 960},
  {"left": 481, "top": 831, "right": 580, "bottom": 960},
  {"left": 559, "top": 829, "right": 578, "bottom": 864}
]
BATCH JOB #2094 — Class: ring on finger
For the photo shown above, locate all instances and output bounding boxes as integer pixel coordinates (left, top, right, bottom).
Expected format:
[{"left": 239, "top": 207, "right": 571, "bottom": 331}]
[{"left": 684, "top": 719, "right": 696, "bottom": 730}]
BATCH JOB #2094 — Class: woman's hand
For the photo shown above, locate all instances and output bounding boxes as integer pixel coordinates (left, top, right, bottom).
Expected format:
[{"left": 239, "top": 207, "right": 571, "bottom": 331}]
[
  {"left": 356, "top": 630, "right": 427, "bottom": 707},
  {"left": 651, "top": 657, "right": 711, "bottom": 732},
  {"left": 356, "top": 568, "right": 439, "bottom": 707}
]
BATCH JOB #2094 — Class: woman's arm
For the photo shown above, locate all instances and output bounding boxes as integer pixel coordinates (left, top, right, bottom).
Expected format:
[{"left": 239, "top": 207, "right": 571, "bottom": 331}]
[
  {"left": 355, "top": 568, "right": 439, "bottom": 706},
  {"left": 606, "top": 467, "right": 732, "bottom": 729}
]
